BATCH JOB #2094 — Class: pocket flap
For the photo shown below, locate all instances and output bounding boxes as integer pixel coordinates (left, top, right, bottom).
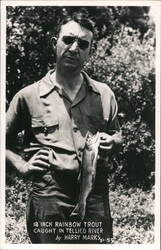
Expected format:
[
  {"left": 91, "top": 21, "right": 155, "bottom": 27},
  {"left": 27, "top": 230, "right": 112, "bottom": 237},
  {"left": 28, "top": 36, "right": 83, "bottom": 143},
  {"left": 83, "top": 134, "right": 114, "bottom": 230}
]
[{"left": 31, "top": 117, "right": 59, "bottom": 128}]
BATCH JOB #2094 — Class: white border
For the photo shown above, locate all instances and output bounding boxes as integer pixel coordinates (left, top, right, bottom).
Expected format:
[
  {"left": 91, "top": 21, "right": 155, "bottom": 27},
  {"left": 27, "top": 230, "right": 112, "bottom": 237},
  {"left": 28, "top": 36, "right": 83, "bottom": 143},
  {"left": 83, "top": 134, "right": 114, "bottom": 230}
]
[{"left": 0, "top": 1, "right": 160, "bottom": 250}]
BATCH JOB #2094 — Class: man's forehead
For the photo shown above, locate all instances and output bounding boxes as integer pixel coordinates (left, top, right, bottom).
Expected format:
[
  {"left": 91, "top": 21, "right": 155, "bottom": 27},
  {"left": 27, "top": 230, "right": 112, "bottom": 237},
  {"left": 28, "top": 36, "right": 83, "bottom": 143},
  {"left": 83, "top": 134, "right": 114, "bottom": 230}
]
[{"left": 59, "top": 20, "right": 93, "bottom": 40}]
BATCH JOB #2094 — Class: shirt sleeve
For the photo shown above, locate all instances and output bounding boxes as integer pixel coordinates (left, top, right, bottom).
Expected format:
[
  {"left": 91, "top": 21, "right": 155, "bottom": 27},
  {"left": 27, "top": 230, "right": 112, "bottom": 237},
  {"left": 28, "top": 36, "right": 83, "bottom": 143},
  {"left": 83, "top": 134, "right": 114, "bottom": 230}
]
[
  {"left": 100, "top": 85, "right": 120, "bottom": 134},
  {"left": 6, "top": 92, "right": 28, "bottom": 148},
  {"left": 108, "top": 93, "right": 120, "bottom": 133}
]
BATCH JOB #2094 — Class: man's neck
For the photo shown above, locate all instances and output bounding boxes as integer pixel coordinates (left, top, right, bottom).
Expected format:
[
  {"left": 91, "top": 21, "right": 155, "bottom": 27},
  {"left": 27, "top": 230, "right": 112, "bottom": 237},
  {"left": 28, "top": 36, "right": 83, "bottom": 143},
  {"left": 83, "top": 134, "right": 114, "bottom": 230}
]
[
  {"left": 56, "top": 68, "right": 83, "bottom": 89},
  {"left": 54, "top": 68, "right": 84, "bottom": 101}
]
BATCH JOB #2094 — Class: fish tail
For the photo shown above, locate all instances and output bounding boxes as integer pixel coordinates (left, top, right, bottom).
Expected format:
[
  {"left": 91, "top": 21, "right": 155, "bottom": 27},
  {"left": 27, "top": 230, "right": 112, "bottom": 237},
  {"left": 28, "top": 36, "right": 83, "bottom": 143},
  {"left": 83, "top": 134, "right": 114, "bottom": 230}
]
[{"left": 70, "top": 203, "right": 85, "bottom": 221}]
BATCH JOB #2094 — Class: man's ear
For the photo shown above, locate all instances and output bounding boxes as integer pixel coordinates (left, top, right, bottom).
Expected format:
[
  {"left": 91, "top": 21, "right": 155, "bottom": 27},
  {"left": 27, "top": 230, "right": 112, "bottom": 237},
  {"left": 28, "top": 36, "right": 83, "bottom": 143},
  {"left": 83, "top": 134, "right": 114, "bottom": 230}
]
[
  {"left": 89, "top": 38, "right": 95, "bottom": 55},
  {"left": 51, "top": 36, "right": 57, "bottom": 48}
]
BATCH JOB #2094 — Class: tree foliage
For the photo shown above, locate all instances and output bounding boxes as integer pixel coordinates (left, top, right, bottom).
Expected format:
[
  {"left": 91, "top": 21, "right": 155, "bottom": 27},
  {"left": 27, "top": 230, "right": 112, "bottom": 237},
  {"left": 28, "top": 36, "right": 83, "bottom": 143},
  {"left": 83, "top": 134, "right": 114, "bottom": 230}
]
[
  {"left": 85, "top": 25, "right": 155, "bottom": 188},
  {"left": 6, "top": 6, "right": 155, "bottom": 189},
  {"left": 6, "top": 6, "right": 150, "bottom": 104}
]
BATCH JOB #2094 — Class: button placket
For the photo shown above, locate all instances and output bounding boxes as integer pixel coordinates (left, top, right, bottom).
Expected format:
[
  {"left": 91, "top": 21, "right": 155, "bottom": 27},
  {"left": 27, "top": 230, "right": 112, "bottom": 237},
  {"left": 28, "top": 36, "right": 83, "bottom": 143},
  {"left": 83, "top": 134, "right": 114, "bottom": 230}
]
[
  {"left": 70, "top": 106, "right": 86, "bottom": 162},
  {"left": 73, "top": 127, "right": 78, "bottom": 133}
]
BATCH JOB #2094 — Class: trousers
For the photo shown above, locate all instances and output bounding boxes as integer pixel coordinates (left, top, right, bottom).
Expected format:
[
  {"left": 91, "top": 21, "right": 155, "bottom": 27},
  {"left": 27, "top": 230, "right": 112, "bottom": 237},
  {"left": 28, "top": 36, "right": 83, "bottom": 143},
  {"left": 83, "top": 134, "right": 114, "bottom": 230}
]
[{"left": 26, "top": 190, "right": 113, "bottom": 244}]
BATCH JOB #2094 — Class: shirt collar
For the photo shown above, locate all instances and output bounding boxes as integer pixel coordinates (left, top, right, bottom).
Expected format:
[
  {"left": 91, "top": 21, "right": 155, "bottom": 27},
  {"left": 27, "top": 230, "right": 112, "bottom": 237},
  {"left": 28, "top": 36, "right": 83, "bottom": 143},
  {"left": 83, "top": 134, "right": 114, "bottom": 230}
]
[
  {"left": 81, "top": 71, "right": 100, "bottom": 94},
  {"left": 39, "top": 70, "right": 62, "bottom": 97},
  {"left": 39, "top": 69, "right": 99, "bottom": 97}
]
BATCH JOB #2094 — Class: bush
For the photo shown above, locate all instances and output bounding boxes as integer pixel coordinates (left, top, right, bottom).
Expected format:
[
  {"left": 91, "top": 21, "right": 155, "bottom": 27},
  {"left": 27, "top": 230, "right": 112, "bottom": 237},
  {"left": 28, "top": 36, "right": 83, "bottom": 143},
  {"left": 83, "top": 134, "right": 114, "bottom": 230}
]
[
  {"left": 84, "top": 25, "right": 155, "bottom": 188},
  {"left": 5, "top": 177, "right": 31, "bottom": 243},
  {"left": 110, "top": 185, "right": 154, "bottom": 243}
]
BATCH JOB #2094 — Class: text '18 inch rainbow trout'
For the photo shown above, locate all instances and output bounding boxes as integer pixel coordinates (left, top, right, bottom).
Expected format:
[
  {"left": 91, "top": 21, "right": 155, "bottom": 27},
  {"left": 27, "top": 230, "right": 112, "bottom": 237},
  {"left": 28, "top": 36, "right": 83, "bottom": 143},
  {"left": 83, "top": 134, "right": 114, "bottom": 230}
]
[{"left": 70, "top": 132, "right": 100, "bottom": 220}]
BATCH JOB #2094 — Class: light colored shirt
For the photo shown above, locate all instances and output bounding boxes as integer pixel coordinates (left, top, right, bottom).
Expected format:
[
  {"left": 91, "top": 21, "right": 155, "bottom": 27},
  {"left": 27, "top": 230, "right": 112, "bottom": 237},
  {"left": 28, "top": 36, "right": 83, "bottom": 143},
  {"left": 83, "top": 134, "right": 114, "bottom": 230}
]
[{"left": 6, "top": 69, "right": 120, "bottom": 196}]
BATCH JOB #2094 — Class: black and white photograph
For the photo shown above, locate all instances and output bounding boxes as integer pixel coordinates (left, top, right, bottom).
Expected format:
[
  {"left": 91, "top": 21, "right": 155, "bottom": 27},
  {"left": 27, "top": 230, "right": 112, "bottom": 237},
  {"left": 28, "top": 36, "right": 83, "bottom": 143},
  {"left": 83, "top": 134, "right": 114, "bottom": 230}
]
[{"left": 0, "top": 1, "right": 160, "bottom": 249}]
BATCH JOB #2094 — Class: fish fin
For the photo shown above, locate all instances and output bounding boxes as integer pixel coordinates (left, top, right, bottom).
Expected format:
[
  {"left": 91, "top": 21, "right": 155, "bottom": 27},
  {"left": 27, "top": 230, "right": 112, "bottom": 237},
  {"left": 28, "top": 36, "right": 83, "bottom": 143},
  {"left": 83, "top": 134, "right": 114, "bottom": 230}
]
[{"left": 86, "top": 131, "right": 93, "bottom": 137}]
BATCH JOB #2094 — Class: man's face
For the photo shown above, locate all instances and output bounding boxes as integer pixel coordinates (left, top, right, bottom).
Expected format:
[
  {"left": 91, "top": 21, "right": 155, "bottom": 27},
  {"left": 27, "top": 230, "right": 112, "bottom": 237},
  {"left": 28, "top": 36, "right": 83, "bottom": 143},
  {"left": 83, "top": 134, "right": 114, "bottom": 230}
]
[{"left": 56, "top": 20, "right": 93, "bottom": 72}]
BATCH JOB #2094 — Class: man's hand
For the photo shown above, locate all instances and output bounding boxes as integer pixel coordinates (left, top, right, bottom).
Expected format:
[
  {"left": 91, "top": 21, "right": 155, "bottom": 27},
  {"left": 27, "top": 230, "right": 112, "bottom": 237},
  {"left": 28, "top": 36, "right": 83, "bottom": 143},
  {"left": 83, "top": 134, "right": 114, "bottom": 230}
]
[
  {"left": 6, "top": 148, "right": 50, "bottom": 176},
  {"left": 99, "top": 131, "right": 123, "bottom": 155},
  {"left": 24, "top": 148, "right": 50, "bottom": 175},
  {"left": 99, "top": 132, "right": 114, "bottom": 153}
]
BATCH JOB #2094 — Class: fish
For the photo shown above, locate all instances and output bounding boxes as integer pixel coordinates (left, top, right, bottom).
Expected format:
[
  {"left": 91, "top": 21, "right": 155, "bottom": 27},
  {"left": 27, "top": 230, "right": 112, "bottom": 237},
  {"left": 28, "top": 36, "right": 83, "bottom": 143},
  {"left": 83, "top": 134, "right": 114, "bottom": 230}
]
[{"left": 70, "top": 131, "right": 100, "bottom": 221}]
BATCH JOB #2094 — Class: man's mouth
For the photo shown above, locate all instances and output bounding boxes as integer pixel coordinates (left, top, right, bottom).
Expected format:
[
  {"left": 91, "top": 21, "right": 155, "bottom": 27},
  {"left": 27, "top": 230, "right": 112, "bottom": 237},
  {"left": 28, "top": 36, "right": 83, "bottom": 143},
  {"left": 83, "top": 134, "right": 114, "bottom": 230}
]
[
  {"left": 63, "top": 53, "right": 79, "bottom": 61},
  {"left": 65, "top": 56, "right": 78, "bottom": 61}
]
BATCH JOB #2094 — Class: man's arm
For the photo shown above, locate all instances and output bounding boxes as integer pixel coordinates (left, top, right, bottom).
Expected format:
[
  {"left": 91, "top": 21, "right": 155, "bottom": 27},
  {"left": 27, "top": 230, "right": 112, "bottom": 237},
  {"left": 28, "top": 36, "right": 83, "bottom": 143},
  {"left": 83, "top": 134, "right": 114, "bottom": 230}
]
[
  {"left": 6, "top": 92, "right": 50, "bottom": 176},
  {"left": 6, "top": 149, "right": 29, "bottom": 175},
  {"left": 99, "top": 86, "right": 123, "bottom": 154},
  {"left": 6, "top": 148, "right": 50, "bottom": 176}
]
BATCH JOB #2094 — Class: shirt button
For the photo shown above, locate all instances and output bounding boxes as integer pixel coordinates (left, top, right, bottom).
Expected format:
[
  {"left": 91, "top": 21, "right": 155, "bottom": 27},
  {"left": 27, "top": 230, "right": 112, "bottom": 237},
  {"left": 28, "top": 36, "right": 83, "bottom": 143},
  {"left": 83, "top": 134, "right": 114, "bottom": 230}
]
[
  {"left": 78, "top": 151, "right": 82, "bottom": 158},
  {"left": 73, "top": 127, "right": 78, "bottom": 132}
]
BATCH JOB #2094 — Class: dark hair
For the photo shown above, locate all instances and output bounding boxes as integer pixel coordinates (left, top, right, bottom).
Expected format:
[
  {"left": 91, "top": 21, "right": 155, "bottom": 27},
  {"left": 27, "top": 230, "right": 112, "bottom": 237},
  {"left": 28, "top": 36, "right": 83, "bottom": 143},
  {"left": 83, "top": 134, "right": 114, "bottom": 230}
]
[{"left": 57, "top": 10, "right": 95, "bottom": 37}]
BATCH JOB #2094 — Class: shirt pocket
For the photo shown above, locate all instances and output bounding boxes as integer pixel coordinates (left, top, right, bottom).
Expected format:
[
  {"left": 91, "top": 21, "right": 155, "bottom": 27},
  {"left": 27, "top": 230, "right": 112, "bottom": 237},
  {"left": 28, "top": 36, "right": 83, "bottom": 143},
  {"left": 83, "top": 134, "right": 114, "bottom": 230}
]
[{"left": 31, "top": 116, "right": 59, "bottom": 143}]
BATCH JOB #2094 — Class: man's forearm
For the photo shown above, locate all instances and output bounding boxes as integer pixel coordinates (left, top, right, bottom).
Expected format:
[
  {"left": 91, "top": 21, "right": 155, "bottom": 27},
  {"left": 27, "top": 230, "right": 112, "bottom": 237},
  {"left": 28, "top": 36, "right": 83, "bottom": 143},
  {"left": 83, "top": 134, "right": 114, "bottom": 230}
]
[{"left": 6, "top": 149, "right": 28, "bottom": 175}]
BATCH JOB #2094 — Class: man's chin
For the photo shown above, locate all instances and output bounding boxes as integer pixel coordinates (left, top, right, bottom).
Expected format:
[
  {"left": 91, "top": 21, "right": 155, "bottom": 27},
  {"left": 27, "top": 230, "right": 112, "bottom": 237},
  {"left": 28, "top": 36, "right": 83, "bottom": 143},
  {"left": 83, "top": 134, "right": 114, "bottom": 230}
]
[{"left": 62, "top": 62, "right": 80, "bottom": 71}]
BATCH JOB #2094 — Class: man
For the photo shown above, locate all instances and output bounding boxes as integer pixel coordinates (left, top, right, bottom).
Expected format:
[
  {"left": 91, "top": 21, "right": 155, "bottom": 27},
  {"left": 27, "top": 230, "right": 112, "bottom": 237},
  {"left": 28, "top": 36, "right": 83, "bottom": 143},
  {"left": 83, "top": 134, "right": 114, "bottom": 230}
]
[{"left": 6, "top": 12, "right": 122, "bottom": 244}]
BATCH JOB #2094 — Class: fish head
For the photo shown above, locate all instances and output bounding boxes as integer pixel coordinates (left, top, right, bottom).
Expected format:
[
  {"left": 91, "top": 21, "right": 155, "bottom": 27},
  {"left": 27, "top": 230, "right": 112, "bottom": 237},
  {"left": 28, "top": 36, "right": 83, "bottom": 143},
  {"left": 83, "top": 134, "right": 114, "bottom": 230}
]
[{"left": 85, "top": 131, "right": 100, "bottom": 150}]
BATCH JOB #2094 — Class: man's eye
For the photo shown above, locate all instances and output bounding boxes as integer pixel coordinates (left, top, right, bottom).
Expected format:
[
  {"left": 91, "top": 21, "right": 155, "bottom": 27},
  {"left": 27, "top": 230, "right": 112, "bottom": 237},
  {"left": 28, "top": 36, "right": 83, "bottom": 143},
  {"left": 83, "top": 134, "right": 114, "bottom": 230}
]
[
  {"left": 78, "top": 39, "right": 89, "bottom": 50},
  {"left": 63, "top": 36, "right": 74, "bottom": 45},
  {"left": 62, "top": 36, "right": 90, "bottom": 50}
]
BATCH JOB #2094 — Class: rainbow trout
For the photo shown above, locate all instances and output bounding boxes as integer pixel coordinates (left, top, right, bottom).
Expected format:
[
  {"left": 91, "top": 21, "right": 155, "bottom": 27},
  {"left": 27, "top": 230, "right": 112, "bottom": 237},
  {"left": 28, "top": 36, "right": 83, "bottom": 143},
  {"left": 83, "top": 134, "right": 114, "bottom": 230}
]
[{"left": 70, "top": 131, "right": 100, "bottom": 220}]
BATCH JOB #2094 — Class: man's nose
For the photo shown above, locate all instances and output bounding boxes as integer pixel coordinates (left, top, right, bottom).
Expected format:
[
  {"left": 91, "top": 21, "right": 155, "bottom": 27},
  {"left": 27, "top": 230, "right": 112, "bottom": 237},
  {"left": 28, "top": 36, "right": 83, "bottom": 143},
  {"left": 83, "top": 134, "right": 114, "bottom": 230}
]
[{"left": 69, "top": 41, "right": 79, "bottom": 51}]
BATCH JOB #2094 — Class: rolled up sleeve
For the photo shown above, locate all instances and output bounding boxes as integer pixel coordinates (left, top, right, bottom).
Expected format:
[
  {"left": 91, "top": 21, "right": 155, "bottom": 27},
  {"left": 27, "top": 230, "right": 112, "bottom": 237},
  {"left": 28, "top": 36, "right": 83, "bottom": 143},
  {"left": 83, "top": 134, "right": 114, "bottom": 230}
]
[{"left": 6, "top": 92, "right": 27, "bottom": 149}]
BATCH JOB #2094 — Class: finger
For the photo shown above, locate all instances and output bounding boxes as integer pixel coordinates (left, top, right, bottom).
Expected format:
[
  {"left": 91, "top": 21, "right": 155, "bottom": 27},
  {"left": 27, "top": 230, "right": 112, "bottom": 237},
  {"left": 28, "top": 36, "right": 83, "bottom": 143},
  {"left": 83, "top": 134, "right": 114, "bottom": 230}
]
[
  {"left": 37, "top": 149, "right": 50, "bottom": 156},
  {"left": 35, "top": 154, "right": 49, "bottom": 162},
  {"left": 100, "top": 136, "right": 112, "bottom": 142},
  {"left": 100, "top": 140, "right": 112, "bottom": 146},
  {"left": 29, "top": 165, "right": 48, "bottom": 172},
  {"left": 32, "top": 159, "right": 50, "bottom": 168},
  {"left": 100, "top": 132, "right": 111, "bottom": 140},
  {"left": 99, "top": 145, "right": 113, "bottom": 151},
  {"left": 100, "top": 136, "right": 108, "bottom": 140}
]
